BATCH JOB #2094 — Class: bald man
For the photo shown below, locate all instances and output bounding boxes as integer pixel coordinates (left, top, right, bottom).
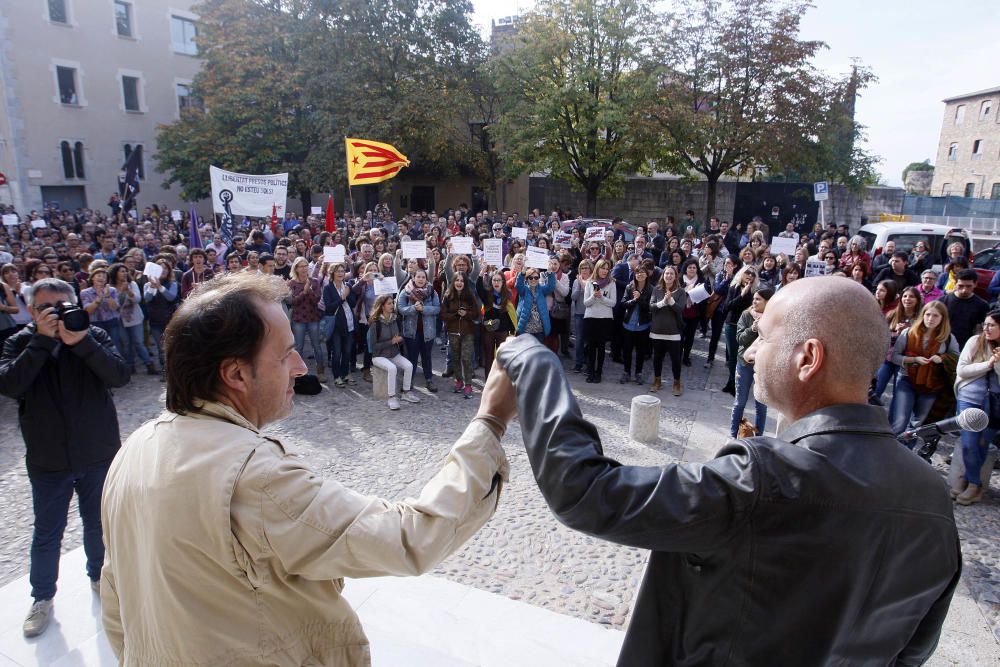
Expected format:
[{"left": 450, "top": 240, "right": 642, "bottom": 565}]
[{"left": 492, "top": 277, "right": 960, "bottom": 666}]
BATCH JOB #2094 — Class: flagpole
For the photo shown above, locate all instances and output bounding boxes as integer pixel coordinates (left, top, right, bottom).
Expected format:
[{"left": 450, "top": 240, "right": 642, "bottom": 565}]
[{"left": 344, "top": 135, "right": 355, "bottom": 223}]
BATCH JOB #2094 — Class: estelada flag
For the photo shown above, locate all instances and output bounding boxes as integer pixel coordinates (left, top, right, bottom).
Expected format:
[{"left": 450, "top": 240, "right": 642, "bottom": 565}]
[{"left": 345, "top": 138, "right": 409, "bottom": 186}]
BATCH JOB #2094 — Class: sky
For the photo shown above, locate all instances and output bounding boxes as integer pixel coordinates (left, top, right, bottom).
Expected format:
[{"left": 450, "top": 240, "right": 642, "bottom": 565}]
[{"left": 470, "top": 0, "right": 1000, "bottom": 186}]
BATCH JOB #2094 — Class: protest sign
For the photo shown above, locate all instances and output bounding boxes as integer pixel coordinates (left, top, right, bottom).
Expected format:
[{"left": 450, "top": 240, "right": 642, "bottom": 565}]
[
  {"left": 483, "top": 238, "right": 503, "bottom": 266},
  {"left": 402, "top": 241, "right": 426, "bottom": 259},
  {"left": 554, "top": 231, "right": 573, "bottom": 248},
  {"left": 373, "top": 276, "right": 398, "bottom": 295},
  {"left": 209, "top": 165, "right": 288, "bottom": 217},
  {"left": 30, "top": 220, "right": 47, "bottom": 229},
  {"left": 687, "top": 283, "right": 710, "bottom": 304},
  {"left": 770, "top": 236, "right": 797, "bottom": 257},
  {"left": 525, "top": 246, "right": 551, "bottom": 270},
  {"left": 585, "top": 227, "right": 605, "bottom": 242},
  {"left": 510, "top": 227, "right": 528, "bottom": 240},
  {"left": 311, "top": 206, "right": 322, "bottom": 215},
  {"left": 323, "top": 245, "right": 346, "bottom": 264},
  {"left": 143, "top": 261, "right": 164, "bottom": 280},
  {"left": 805, "top": 260, "right": 827, "bottom": 277},
  {"left": 170, "top": 210, "right": 182, "bottom": 222},
  {"left": 1, "top": 214, "right": 18, "bottom": 227},
  {"left": 450, "top": 236, "right": 474, "bottom": 255}
]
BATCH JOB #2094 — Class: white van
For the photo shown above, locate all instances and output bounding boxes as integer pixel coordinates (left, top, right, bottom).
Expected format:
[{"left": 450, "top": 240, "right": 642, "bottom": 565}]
[{"left": 857, "top": 222, "right": 972, "bottom": 272}]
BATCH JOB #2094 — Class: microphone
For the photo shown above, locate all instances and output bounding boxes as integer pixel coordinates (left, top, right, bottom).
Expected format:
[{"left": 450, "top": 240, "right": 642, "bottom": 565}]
[{"left": 904, "top": 408, "right": 988, "bottom": 440}]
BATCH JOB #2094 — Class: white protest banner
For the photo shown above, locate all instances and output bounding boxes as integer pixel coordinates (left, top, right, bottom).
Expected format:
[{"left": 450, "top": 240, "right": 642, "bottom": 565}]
[
  {"left": 170, "top": 210, "right": 182, "bottom": 222},
  {"left": 450, "top": 236, "right": 474, "bottom": 255},
  {"left": 805, "top": 260, "right": 827, "bottom": 277},
  {"left": 585, "top": 226, "right": 605, "bottom": 243},
  {"left": 143, "top": 261, "right": 164, "bottom": 280},
  {"left": 510, "top": 226, "right": 528, "bottom": 240},
  {"left": 402, "top": 241, "right": 426, "bottom": 259},
  {"left": 323, "top": 245, "right": 346, "bottom": 264},
  {"left": 687, "top": 283, "right": 710, "bottom": 305},
  {"left": 483, "top": 238, "right": 503, "bottom": 266},
  {"left": 373, "top": 276, "right": 398, "bottom": 296},
  {"left": 30, "top": 220, "right": 47, "bottom": 229},
  {"left": 311, "top": 206, "right": 322, "bottom": 215},
  {"left": 2, "top": 214, "right": 18, "bottom": 227},
  {"left": 554, "top": 231, "right": 573, "bottom": 248},
  {"left": 770, "top": 236, "right": 797, "bottom": 257},
  {"left": 525, "top": 246, "right": 551, "bottom": 270},
  {"left": 209, "top": 165, "right": 288, "bottom": 217}
]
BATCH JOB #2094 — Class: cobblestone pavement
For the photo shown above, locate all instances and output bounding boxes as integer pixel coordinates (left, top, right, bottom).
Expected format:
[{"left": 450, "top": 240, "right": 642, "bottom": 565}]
[{"left": 1, "top": 335, "right": 998, "bottom": 645}]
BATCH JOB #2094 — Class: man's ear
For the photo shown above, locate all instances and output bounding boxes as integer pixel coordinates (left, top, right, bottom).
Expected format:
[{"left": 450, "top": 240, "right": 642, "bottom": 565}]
[
  {"left": 218, "top": 357, "right": 250, "bottom": 394},
  {"left": 797, "top": 338, "right": 825, "bottom": 383}
]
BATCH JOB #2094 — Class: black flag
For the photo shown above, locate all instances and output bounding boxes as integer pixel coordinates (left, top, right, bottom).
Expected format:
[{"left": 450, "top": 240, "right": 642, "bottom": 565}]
[{"left": 119, "top": 145, "right": 142, "bottom": 212}]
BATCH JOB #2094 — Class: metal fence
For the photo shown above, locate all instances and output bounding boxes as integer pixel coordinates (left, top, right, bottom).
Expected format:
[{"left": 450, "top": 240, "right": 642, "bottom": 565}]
[{"left": 902, "top": 194, "right": 1000, "bottom": 218}]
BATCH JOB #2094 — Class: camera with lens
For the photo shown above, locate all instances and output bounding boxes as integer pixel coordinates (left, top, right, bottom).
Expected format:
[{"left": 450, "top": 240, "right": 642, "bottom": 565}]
[{"left": 53, "top": 301, "right": 90, "bottom": 332}]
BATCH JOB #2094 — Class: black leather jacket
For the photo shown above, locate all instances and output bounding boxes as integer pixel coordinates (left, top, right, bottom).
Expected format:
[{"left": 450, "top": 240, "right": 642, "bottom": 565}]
[{"left": 497, "top": 336, "right": 961, "bottom": 666}]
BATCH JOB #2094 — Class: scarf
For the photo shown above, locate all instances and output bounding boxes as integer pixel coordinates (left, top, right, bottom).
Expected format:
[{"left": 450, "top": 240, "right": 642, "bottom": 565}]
[
  {"left": 595, "top": 275, "right": 611, "bottom": 289},
  {"left": 905, "top": 329, "right": 946, "bottom": 393},
  {"left": 492, "top": 289, "right": 504, "bottom": 308},
  {"left": 407, "top": 283, "right": 432, "bottom": 304}
]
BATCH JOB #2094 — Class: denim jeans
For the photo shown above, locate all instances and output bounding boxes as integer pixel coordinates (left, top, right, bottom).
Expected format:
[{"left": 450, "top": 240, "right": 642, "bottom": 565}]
[
  {"left": 148, "top": 322, "right": 167, "bottom": 368},
  {"left": 115, "top": 322, "right": 152, "bottom": 367},
  {"left": 889, "top": 376, "right": 939, "bottom": 442},
  {"left": 724, "top": 323, "right": 738, "bottom": 388},
  {"left": 29, "top": 462, "right": 110, "bottom": 601},
  {"left": 92, "top": 318, "right": 121, "bottom": 348},
  {"left": 327, "top": 329, "right": 353, "bottom": 379},
  {"left": 956, "top": 398, "right": 997, "bottom": 484},
  {"left": 872, "top": 361, "right": 898, "bottom": 401},
  {"left": 404, "top": 336, "right": 435, "bottom": 381},
  {"left": 573, "top": 314, "right": 586, "bottom": 368},
  {"left": 730, "top": 360, "right": 767, "bottom": 437},
  {"left": 292, "top": 320, "right": 324, "bottom": 368}
]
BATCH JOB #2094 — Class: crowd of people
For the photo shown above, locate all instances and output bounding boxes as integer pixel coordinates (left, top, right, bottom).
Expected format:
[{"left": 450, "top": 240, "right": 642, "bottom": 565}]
[{"left": 0, "top": 200, "right": 995, "bottom": 498}]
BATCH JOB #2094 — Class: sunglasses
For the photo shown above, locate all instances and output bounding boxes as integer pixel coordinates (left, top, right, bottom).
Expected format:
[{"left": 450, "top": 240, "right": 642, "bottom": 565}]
[{"left": 526, "top": 276, "right": 539, "bottom": 281}]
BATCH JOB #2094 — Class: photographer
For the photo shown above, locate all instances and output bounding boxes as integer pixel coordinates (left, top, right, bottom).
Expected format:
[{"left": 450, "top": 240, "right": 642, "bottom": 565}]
[{"left": 0, "top": 278, "right": 130, "bottom": 638}]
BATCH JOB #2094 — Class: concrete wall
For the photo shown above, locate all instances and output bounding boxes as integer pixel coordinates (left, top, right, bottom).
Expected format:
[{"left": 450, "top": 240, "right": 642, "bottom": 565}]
[
  {"left": 930, "top": 90, "right": 1000, "bottom": 199},
  {"left": 526, "top": 176, "right": 737, "bottom": 223},
  {"left": 904, "top": 170, "right": 934, "bottom": 195},
  {"left": 0, "top": 0, "right": 200, "bottom": 214}
]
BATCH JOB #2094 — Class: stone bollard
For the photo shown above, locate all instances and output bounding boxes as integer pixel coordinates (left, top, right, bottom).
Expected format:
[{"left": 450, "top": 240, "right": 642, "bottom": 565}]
[
  {"left": 371, "top": 364, "right": 390, "bottom": 399},
  {"left": 629, "top": 395, "right": 661, "bottom": 444},
  {"left": 948, "top": 443, "right": 997, "bottom": 488}
]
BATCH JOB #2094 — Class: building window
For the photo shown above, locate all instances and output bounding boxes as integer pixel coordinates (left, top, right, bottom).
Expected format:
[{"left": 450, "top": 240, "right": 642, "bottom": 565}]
[
  {"left": 942, "top": 183, "right": 951, "bottom": 196},
  {"left": 56, "top": 66, "right": 77, "bottom": 104},
  {"left": 48, "top": 0, "right": 68, "bottom": 24},
  {"left": 176, "top": 82, "right": 202, "bottom": 113},
  {"left": 964, "top": 182, "right": 976, "bottom": 198},
  {"left": 115, "top": 1, "right": 133, "bottom": 37},
  {"left": 981, "top": 100, "right": 993, "bottom": 121},
  {"left": 955, "top": 105, "right": 966, "bottom": 125},
  {"left": 992, "top": 183, "right": 1000, "bottom": 200},
  {"left": 972, "top": 139, "right": 984, "bottom": 160},
  {"left": 947, "top": 142, "right": 958, "bottom": 161},
  {"left": 170, "top": 16, "right": 197, "bottom": 55},
  {"left": 122, "top": 75, "right": 140, "bottom": 111},
  {"left": 60, "top": 140, "right": 84, "bottom": 179},
  {"left": 123, "top": 143, "right": 145, "bottom": 180}
]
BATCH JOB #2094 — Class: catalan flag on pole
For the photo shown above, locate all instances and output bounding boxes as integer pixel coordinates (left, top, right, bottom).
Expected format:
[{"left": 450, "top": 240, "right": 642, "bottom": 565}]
[{"left": 345, "top": 138, "right": 410, "bottom": 186}]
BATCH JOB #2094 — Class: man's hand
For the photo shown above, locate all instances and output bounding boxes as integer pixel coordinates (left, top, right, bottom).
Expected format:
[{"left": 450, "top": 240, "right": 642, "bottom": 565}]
[
  {"left": 57, "top": 321, "right": 87, "bottom": 346},
  {"left": 478, "top": 350, "right": 517, "bottom": 425},
  {"left": 35, "top": 306, "right": 59, "bottom": 338}
]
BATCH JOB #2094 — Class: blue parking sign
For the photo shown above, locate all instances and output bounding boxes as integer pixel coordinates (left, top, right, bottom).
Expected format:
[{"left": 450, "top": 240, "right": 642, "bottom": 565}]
[{"left": 813, "top": 181, "right": 829, "bottom": 201}]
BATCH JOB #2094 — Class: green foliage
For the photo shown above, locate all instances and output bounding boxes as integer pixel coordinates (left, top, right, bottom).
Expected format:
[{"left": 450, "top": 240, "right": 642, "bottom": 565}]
[{"left": 492, "top": 0, "right": 663, "bottom": 215}]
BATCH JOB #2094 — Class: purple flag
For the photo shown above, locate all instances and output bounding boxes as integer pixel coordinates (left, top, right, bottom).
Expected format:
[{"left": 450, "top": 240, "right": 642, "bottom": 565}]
[{"left": 188, "top": 204, "right": 202, "bottom": 249}]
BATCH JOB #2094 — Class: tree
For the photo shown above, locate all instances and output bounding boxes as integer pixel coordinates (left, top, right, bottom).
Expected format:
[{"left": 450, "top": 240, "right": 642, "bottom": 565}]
[
  {"left": 155, "top": 0, "right": 320, "bottom": 206},
  {"left": 901, "top": 159, "right": 934, "bottom": 184},
  {"left": 652, "top": 0, "right": 877, "bottom": 217},
  {"left": 492, "top": 0, "right": 663, "bottom": 216}
]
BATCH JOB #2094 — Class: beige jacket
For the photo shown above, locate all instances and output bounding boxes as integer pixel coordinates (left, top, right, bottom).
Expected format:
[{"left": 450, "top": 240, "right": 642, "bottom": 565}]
[{"left": 101, "top": 401, "right": 509, "bottom": 666}]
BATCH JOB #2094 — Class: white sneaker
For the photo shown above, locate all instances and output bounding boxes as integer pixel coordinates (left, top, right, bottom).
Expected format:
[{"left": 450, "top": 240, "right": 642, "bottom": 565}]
[
  {"left": 23, "top": 599, "right": 53, "bottom": 638},
  {"left": 401, "top": 391, "right": 421, "bottom": 403},
  {"left": 387, "top": 396, "right": 400, "bottom": 410}
]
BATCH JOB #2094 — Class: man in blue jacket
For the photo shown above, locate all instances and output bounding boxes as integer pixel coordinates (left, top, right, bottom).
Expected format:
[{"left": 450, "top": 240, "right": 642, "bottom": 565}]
[
  {"left": 491, "top": 277, "right": 960, "bottom": 666},
  {"left": 0, "top": 278, "right": 130, "bottom": 638}
]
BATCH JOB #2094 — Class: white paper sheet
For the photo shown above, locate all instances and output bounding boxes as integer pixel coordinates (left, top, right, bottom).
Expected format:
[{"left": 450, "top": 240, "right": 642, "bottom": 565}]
[
  {"left": 402, "top": 241, "right": 426, "bottom": 259},
  {"left": 373, "top": 276, "right": 399, "bottom": 295},
  {"left": 525, "top": 246, "right": 551, "bottom": 270},
  {"left": 483, "top": 238, "right": 503, "bottom": 266},
  {"left": 323, "top": 245, "right": 346, "bottom": 264}
]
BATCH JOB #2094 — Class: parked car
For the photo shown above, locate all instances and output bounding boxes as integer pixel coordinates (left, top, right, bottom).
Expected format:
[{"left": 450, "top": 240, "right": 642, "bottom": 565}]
[
  {"left": 858, "top": 222, "right": 972, "bottom": 273},
  {"left": 971, "top": 242, "right": 1000, "bottom": 302}
]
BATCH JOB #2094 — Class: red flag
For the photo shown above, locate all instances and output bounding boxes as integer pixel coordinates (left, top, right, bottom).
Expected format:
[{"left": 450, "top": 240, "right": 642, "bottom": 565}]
[
  {"left": 270, "top": 203, "right": 279, "bottom": 236},
  {"left": 325, "top": 195, "right": 336, "bottom": 233}
]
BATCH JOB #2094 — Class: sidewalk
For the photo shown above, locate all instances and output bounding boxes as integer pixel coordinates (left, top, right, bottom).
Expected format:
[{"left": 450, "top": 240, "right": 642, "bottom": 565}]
[{"left": 0, "top": 546, "right": 995, "bottom": 666}]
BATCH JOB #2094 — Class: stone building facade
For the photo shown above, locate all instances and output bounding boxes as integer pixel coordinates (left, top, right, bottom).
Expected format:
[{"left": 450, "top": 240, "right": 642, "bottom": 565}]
[
  {"left": 0, "top": 0, "right": 200, "bottom": 214},
  {"left": 930, "top": 86, "right": 1000, "bottom": 200}
]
